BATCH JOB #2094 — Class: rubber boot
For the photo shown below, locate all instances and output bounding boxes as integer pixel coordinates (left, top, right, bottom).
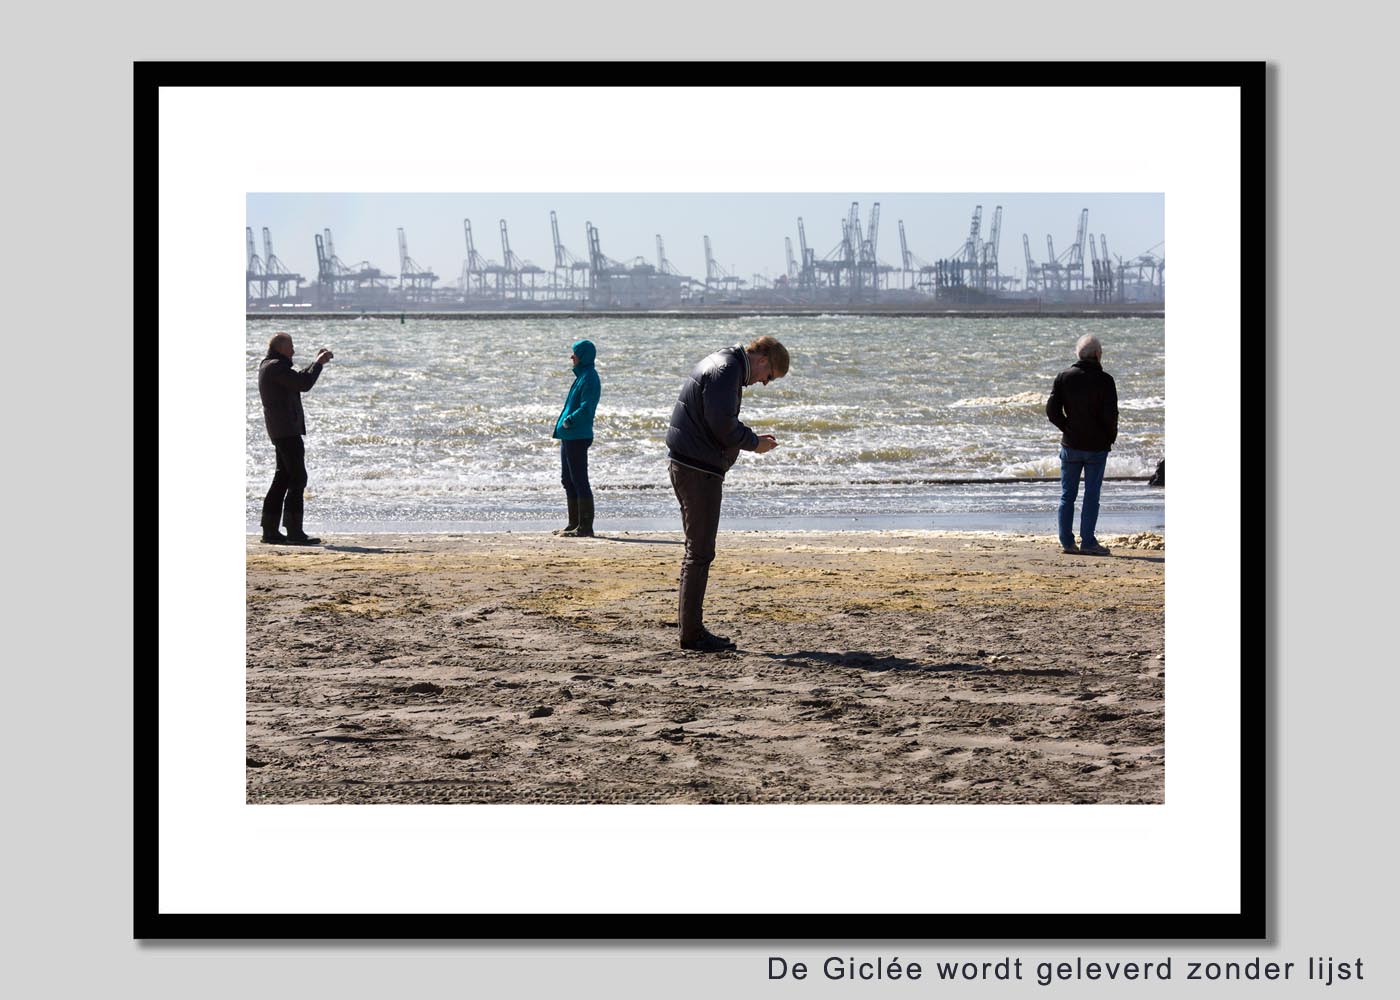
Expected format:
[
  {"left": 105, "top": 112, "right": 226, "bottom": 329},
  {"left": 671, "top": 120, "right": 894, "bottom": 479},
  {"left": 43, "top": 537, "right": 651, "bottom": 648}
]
[
  {"left": 552, "top": 497, "right": 579, "bottom": 536},
  {"left": 677, "top": 560, "right": 710, "bottom": 643},
  {"left": 564, "top": 497, "right": 595, "bottom": 537}
]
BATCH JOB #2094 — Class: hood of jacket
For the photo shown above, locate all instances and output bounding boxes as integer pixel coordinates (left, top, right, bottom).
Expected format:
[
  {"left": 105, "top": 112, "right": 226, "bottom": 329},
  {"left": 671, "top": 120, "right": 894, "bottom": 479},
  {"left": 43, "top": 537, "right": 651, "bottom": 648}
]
[{"left": 571, "top": 339, "right": 596, "bottom": 373}]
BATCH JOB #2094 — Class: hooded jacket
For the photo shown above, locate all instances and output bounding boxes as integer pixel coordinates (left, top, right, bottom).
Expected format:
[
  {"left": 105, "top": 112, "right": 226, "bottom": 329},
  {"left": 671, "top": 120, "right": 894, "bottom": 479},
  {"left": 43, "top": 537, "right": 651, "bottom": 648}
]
[
  {"left": 258, "top": 352, "right": 323, "bottom": 440},
  {"left": 666, "top": 345, "right": 760, "bottom": 478},
  {"left": 1046, "top": 358, "right": 1119, "bottom": 452},
  {"left": 553, "top": 339, "right": 601, "bottom": 441}
]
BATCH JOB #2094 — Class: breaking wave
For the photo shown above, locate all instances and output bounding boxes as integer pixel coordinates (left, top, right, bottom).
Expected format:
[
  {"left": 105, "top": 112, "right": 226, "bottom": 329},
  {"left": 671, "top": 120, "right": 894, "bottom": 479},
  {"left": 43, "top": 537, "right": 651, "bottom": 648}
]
[
  {"left": 949, "top": 391, "right": 1045, "bottom": 408},
  {"left": 1119, "top": 396, "right": 1165, "bottom": 411}
]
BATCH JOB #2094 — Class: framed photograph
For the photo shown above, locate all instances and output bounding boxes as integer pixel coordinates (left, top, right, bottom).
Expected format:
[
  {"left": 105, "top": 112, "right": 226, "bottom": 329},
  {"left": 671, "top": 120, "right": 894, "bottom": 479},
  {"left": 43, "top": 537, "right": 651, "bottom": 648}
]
[{"left": 142, "top": 62, "right": 1263, "bottom": 937}]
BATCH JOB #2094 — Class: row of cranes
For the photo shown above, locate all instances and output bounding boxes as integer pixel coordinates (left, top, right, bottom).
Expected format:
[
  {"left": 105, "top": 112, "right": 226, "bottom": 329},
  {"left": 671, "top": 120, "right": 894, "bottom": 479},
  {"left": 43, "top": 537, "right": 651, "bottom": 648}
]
[
  {"left": 793, "top": 203, "right": 1163, "bottom": 304},
  {"left": 1021, "top": 208, "right": 1098, "bottom": 298},
  {"left": 783, "top": 202, "right": 1010, "bottom": 301},
  {"left": 247, "top": 217, "right": 720, "bottom": 308},
  {"left": 1019, "top": 211, "right": 1165, "bottom": 303},
  {"left": 428, "top": 214, "right": 699, "bottom": 306},
  {"left": 1105, "top": 242, "right": 1166, "bottom": 302},
  {"left": 245, "top": 227, "right": 305, "bottom": 303},
  {"left": 791, "top": 202, "right": 896, "bottom": 297},
  {"left": 460, "top": 218, "right": 548, "bottom": 299},
  {"left": 404, "top": 215, "right": 716, "bottom": 307},
  {"left": 313, "top": 229, "right": 393, "bottom": 306},
  {"left": 250, "top": 225, "right": 445, "bottom": 304},
  {"left": 247, "top": 206, "right": 1163, "bottom": 309},
  {"left": 895, "top": 205, "right": 1007, "bottom": 298}
]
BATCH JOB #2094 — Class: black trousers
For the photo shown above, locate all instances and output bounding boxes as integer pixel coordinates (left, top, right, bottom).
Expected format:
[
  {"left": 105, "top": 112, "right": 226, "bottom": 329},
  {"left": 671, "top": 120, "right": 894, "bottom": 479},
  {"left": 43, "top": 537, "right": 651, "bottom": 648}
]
[
  {"left": 262, "top": 435, "right": 309, "bottom": 536},
  {"left": 669, "top": 460, "right": 724, "bottom": 641},
  {"left": 559, "top": 437, "right": 593, "bottom": 499}
]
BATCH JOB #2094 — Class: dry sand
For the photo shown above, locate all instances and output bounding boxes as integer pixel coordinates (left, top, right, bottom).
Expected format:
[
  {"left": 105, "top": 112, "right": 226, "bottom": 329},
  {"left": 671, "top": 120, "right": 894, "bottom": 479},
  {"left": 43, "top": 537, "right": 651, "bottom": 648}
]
[{"left": 247, "top": 530, "right": 1165, "bottom": 804}]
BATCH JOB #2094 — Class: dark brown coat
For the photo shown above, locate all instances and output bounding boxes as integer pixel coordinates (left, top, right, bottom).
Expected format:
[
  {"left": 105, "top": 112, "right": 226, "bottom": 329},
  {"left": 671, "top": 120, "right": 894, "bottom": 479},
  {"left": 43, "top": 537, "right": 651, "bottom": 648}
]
[{"left": 258, "top": 353, "right": 323, "bottom": 440}]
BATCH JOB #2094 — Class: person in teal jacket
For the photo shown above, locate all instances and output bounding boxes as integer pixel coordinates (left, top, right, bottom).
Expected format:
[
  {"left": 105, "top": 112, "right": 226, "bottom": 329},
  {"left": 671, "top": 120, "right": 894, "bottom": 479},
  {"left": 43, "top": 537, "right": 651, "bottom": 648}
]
[{"left": 551, "top": 338, "right": 601, "bottom": 537}]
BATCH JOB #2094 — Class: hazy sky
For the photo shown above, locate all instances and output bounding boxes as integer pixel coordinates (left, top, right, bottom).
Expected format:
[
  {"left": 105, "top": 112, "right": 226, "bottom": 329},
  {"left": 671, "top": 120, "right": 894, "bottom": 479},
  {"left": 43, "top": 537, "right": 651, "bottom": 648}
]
[{"left": 246, "top": 193, "right": 1163, "bottom": 286}]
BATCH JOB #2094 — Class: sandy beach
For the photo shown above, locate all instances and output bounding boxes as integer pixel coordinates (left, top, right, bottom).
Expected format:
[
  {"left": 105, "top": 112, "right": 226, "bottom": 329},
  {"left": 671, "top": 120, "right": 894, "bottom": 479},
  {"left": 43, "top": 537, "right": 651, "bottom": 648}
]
[{"left": 246, "top": 530, "right": 1165, "bottom": 804}]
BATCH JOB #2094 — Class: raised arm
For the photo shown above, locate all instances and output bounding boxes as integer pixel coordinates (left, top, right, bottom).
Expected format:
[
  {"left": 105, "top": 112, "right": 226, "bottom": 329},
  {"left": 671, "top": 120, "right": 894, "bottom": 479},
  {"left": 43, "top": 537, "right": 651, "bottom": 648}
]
[{"left": 266, "top": 360, "right": 323, "bottom": 393}]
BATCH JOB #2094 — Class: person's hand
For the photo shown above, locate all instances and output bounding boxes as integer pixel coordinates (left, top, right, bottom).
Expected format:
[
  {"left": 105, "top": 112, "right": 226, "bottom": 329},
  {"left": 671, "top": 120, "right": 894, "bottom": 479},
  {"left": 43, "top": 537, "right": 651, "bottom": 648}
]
[
  {"left": 755, "top": 434, "right": 778, "bottom": 454},
  {"left": 315, "top": 348, "right": 334, "bottom": 365},
  {"left": 562, "top": 419, "right": 572, "bottom": 429}
]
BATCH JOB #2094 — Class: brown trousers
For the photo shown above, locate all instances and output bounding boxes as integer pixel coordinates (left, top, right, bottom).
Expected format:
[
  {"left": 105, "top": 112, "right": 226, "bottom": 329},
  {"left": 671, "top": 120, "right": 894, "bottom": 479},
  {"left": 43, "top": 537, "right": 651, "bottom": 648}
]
[{"left": 669, "top": 460, "right": 724, "bottom": 641}]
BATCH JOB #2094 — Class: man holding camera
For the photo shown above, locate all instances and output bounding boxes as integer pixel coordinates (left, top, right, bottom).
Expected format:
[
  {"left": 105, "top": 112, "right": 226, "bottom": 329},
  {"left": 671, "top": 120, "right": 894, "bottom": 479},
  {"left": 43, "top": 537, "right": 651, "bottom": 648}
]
[{"left": 257, "top": 332, "right": 333, "bottom": 545}]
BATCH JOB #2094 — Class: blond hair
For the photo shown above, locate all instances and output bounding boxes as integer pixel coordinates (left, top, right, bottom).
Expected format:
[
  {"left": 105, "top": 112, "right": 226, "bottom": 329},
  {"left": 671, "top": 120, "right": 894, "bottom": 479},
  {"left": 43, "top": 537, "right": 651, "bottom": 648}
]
[{"left": 746, "top": 335, "right": 790, "bottom": 376}]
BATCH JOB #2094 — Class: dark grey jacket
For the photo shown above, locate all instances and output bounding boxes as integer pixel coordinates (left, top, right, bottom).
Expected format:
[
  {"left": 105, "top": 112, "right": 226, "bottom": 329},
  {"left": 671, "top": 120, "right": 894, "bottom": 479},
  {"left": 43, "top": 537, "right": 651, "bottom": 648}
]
[
  {"left": 666, "top": 345, "right": 760, "bottom": 478},
  {"left": 258, "top": 353, "right": 323, "bottom": 440},
  {"left": 1046, "top": 358, "right": 1119, "bottom": 452}
]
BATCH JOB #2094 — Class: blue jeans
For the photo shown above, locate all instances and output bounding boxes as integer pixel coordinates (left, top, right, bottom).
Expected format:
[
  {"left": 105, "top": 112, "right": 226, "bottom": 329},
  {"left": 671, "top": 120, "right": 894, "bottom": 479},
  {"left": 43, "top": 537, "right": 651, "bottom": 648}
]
[
  {"left": 560, "top": 438, "right": 593, "bottom": 500},
  {"left": 1058, "top": 446, "right": 1109, "bottom": 548}
]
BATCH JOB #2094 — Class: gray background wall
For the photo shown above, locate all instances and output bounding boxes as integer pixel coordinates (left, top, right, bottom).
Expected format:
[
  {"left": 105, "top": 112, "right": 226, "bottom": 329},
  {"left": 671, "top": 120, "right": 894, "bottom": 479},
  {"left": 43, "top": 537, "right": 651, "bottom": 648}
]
[{"left": 7, "top": 2, "right": 1391, "bottom": 995}]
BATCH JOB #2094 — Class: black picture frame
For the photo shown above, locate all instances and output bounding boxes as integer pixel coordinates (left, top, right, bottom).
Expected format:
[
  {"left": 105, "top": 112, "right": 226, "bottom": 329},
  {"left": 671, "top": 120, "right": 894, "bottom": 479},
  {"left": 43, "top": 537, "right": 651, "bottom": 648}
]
[{"left": 137, "top": 60, "right": 1264, "bottom": 939}]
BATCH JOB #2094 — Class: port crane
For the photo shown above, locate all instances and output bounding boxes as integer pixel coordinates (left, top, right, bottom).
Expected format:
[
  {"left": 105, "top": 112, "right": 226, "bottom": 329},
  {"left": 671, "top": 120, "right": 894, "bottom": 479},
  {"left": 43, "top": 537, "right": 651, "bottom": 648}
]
[
  {"left": 397, "top": 228, "right": 438, "bottom": 302},
  {"left": 461, "top": 220, "right": 490, "bottom": 298},
  {"left": 703, "top": 235, "right": 745, "bottom": 300},
  {"left": 499, "top": 218, "right": 544, "bottom": 299},
  {"left": 549, "top": 211, "right": 590, "bottom": 299},
  {"left": 246, "top": 227, "right": 264, "bottom": 301}
]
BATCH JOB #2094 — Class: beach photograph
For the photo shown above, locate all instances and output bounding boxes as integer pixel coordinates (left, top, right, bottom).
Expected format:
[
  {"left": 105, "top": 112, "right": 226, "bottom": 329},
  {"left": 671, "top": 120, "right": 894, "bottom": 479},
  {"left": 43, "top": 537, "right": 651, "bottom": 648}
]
[{"left": 246, "top": 193, "right": 1166, "bottom": 805}]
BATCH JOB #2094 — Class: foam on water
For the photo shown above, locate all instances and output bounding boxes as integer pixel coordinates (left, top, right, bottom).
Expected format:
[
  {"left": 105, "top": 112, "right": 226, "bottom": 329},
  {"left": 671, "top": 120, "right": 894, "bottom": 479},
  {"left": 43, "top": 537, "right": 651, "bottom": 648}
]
[
  {"left": 1120, "top": 396, "right": 1166, "bottom": 411},
  {"left": 949, "top": 390, "right": 1046, "bottom": 407}
]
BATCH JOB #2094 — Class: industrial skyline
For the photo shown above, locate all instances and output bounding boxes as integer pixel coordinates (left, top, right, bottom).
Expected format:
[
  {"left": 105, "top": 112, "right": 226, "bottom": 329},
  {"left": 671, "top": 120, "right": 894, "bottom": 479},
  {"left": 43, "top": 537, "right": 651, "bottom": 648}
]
[
  {"left": 246, "top": 193, "right": 1164, "bottom": 310},
  {"left": 250, "top": 193, "right": 1160, "bottom": 277}
]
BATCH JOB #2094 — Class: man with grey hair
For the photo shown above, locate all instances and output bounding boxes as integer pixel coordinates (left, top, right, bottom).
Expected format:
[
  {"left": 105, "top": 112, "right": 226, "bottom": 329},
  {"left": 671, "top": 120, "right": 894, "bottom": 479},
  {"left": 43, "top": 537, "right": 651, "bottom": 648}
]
[
  {"left": 258, "top": 332, "right": 334, "bottom": 545},
  {"left": 1046, "top": 333, "right": 1119, "bottom": 555}
]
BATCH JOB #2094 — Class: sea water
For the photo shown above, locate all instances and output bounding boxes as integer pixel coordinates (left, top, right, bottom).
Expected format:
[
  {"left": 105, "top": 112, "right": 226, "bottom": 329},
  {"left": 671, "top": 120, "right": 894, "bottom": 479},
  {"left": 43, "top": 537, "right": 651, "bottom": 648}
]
[{"left": 245, "top": 315, "right": 1165, "bottom": 533}]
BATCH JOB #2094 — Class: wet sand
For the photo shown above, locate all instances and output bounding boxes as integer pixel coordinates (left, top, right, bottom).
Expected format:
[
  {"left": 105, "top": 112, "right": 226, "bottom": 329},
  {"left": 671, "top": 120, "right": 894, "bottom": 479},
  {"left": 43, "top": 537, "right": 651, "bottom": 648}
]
[{"left": 246, "top": 530, "right": 1165, "bottom": 804}]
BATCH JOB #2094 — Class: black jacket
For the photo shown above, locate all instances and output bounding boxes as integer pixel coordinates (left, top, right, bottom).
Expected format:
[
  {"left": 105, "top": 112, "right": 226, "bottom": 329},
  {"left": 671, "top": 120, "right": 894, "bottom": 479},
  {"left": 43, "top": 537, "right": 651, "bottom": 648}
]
[
  {"left": 258, "top": 353, "right": 323, "bottom": 440},
  {"left": 666, "top": 345, "right": 760, "bottom": 478},
  {"left": 1046, "top": 358, "right": 1119, "bottom": 452}
]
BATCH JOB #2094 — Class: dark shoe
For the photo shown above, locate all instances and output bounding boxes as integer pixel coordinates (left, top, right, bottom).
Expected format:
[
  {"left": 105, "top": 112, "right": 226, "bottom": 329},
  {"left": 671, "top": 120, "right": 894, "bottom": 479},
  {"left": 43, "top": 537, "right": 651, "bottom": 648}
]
[
  {"left": 260, "top": 532, "right": 289, "bottom": 545},
  {"left": 284, "top": 534, "right": 322, "bottom": 546},
  {"left": 680, "top": 628, "right": 736, "bottom": 652},
  {"left": 1061, "top": 543, "right": 1080, "bottom": 554},
  {"left": 552, "top": 497, "right": 580, "bottom": 536},
  {"left": 1080, "top": 541, "right": 1112, "bottom": 556},
  {"left": 563, "top": 498, "right": 595, "bottom": 537}
]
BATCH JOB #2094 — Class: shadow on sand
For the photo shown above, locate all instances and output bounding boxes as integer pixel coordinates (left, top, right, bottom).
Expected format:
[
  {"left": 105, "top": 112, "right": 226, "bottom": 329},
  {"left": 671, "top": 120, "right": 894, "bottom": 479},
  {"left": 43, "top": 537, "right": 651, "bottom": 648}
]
[
  {"left": 762, "top": 649, "right": 984, "bottom": 674},
  {"left": 593, "top": 535, "right": 684, "bottom": 546}
]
